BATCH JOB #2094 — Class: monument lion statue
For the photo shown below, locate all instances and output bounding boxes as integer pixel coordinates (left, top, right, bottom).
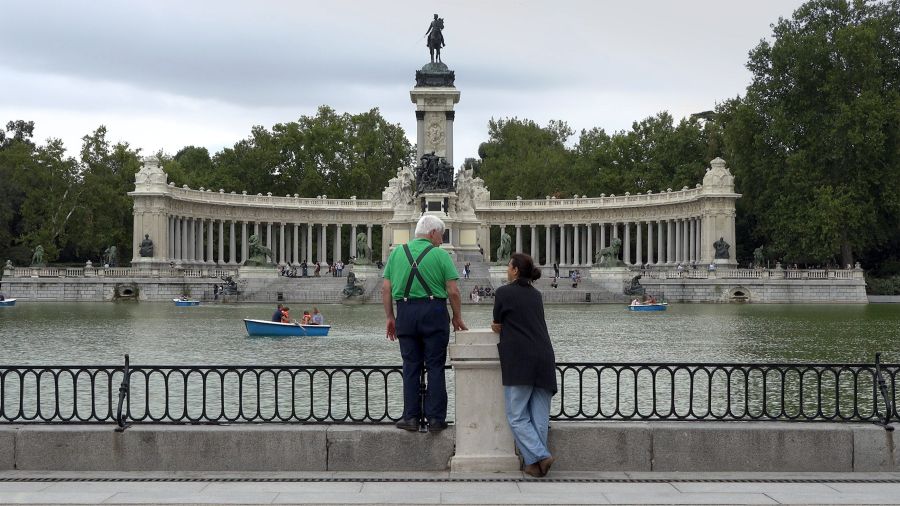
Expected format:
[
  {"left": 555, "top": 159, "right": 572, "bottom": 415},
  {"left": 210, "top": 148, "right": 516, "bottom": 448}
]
[
  {"left": 355, "top": 232, "right": 372, "bottom": 265},
  {"left": 595, "top": 237, "right": 624, "bottom": 267},
  {"left": 244, "top": 234, "right": 273, "bottom": 266},
  {"left": 495, "top": 231, "right": 512, "bottom": 264}
]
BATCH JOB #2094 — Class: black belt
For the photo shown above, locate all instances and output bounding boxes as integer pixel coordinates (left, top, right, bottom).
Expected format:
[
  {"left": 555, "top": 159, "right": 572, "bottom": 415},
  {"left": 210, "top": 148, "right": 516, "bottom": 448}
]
[{"left": 396, "top": 297, "right": 446, "bottom": 304}]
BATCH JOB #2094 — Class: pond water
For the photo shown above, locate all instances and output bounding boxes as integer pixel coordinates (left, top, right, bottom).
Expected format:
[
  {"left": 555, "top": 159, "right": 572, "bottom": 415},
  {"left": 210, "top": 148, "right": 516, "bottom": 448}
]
[{"left": 1, "top": 302, "right": 897, "bottom": 365}]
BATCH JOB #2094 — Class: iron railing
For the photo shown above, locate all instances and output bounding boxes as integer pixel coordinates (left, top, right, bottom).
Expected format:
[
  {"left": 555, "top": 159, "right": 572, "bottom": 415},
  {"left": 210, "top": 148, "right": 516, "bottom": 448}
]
[{"left": 1, "top": 355, "right": 896, "bottom": 428}]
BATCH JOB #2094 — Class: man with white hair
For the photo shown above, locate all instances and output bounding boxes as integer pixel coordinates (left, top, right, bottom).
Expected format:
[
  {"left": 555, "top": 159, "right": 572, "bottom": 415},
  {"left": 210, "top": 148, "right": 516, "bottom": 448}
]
[{"left": 383, "top": 214, "right": 467, "bottom": 432}]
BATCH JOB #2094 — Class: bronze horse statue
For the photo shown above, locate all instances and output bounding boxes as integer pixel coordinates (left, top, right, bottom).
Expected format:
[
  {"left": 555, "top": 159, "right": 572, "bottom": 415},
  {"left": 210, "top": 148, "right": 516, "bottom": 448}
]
[{"left": 426, "top": 15, "right": 445, "bottom": 63}]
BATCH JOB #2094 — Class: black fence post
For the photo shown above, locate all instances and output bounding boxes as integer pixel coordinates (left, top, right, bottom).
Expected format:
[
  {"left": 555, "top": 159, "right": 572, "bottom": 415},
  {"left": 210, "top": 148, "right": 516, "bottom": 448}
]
[
  {"left": 874, "top": 352, "right": 895, "bottom": 431},
  {"left": 115, "top": 354, "right": 131, "bottom": 432}
]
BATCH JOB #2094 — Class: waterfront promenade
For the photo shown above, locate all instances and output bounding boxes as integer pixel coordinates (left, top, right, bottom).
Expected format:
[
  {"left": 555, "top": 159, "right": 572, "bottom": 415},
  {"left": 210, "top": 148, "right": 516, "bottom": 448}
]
[{"left": 1, "top": 471, "right": 899, "bottom": 504}]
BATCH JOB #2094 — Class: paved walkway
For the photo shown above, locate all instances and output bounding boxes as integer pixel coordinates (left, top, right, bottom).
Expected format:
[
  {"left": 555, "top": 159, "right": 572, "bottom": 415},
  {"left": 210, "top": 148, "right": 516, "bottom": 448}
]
[{"left": 0, "top": 471, "right": 899, "bottom": 504}]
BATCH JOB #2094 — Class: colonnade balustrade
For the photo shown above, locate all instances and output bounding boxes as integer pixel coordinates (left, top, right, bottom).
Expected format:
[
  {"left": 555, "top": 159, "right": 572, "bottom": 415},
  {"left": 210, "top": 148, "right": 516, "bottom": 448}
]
[
  {"left": 164, "top": 216, "right": 381, "bottom": 266},
  {"left": 485, "top": 218, "right": 705, "bottom": 266}
]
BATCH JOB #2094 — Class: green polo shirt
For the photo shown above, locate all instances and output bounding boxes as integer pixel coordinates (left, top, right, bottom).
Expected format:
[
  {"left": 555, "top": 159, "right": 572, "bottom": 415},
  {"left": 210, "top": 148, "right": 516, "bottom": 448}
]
[{"left": 383, "top": 238, "right": 458, "bottom": 300}]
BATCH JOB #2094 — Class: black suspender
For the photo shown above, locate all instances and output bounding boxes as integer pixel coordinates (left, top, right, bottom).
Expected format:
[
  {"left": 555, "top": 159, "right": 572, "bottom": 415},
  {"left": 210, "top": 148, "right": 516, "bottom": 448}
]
[{"left": 401, "top": 244, "right": 435, "bottom": 301}]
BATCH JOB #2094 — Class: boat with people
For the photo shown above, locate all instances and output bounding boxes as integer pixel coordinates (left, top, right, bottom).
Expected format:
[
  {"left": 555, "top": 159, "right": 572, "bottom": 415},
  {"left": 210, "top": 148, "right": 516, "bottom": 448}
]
[
  {"left": 0, "top": 298, "right": 16, "bottom": 307},
  {"left": 628, "top": 302, "right": 668, "bottom": 312},
  {"left": 173, "top": 298, "right": 200, "bottom": 306},
  {"left": 243, "top": 318, "right": 331, "bottom": 337}
]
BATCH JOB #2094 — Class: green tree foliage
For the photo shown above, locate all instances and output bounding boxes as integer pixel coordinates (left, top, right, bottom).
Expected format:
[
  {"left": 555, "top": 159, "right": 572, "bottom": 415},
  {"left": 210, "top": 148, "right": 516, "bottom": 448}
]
[{"left": 722, "top": 0, "right": 900, "bottom": 266}]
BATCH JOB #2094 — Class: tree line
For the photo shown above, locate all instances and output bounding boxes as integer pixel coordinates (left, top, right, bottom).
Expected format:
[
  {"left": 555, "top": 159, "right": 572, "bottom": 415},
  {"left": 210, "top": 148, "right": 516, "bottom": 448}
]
[{"left": 1, "top": 0, "right": 897, "bottom": 285}]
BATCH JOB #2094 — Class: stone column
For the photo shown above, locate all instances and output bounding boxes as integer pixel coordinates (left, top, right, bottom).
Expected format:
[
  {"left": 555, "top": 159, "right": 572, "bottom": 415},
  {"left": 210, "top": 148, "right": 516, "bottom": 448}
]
[
  {"left": 216, "top": 221, "right": 224, "bottom": 264},
  {"left": 515, "top": 225, "right": 522, "bottom": 253},
  {"left": 279, "top": 223, "right": 286, "bottom": 264},
  {"left": 647, "top": 221, "right": 654, "bottom": 265},
  {"left": 266, "top": 223, "right": 273, "bottom": 263},
  {"left": 241, "top": 222, "right": 248, "bottom": 263},
  {"left": 253, "top": 222, "right": 260, "bottom": 240},
  {"left": 167, "top": 216, "right": 174, "bottom": 261},
  {"left": 367, "top": 224, "right": 373, "bottom": 252},
  {"left": 174, "top": 217, "right": 182, "bottom": 261},
  {"left": 612, "top": 222, "right": 619, "bottom": 240},
  {"left": 636, "top": 221, "right": 643, "bottom": 266},
  {"left": 187, "top": 218, "right": 196, "bottom": 262},
  {"left": 335, "top": 224, "right": 342, "bottom": 264},
  {"left": 544, "top": 225, "right": 551, "bottom": 266},
  {"left": 624, "top": 222, "right": 631, "bottom": 265},
  {"left": 321, "top": 224, "right": 329, "bottom": 264},
  {"left": 573, "top": 224, "right": 580, "bottom": 265},
  {"left": 530, "top": 225, "right": 538, "bottom": 262},
  {"left": 228, "top": 221, "right": 236, "bottom": 264},
  {"left": 448, "top": 330, "right": 520, "bottom": 473},
  {"left": 350, "top": 224, "right": 358, "bottom": 259},
  {"left": 586, "top": 224, "right": 593, "bottom": 266},
  {"left": 600, "top": 223, "right": 606, "bottom": 251},
  {"left": 291, "top": 224, "right": 298, "bottom": 264},
  {"left": 306, "top": 223, "right": 313, "bottom": 263},
  {"left": 676, "top": 219, "right": 684, "bottom": 264},
  {"left": 657, "top": 220, "right": 665, "bottom": 265},
  {"left": 560, "top": 225, "right": 567, "bottom": 265},
  {"left": 689, "top": 218, "right": 696, "bottom": 263},
  {"left": 204, "top": 219, "right": 211, "bottom": 264}
]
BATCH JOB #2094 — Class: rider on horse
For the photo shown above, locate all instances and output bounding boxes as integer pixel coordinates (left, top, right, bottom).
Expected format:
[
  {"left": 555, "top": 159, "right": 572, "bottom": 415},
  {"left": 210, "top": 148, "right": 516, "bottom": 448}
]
[{"left": 425, "top": 14, "right": 445, "bottom": 63}]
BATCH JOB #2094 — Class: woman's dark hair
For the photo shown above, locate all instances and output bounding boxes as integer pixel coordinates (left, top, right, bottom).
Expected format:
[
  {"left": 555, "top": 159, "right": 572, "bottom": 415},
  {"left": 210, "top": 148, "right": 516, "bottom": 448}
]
[{"left": 510, "top": 253, "right": 542, "bottom": 285}]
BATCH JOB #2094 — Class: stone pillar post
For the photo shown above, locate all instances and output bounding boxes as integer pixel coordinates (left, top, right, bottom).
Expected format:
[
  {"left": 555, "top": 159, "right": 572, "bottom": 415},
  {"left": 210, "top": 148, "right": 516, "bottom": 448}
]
[
  {"left": 573, "top": 224, "right": 580, "bottom": 265},
  {"left": 600, "top": 223, "right": 606, "bottom": 251},
  {"left": 206, "top": 220, "right": 214, "bottom": 264},
  {"left": 586, "top": 223, "right": 593, "bottom": 266},
  {"left": 448, "top": 330, "right": 520, "bottom": 473},
  {"left": 174, "top": 217, "right": 182, "bottom": 261},
  {"left": 167, "top": 216, "right": 174, "bottom": 261},
  {"left": 666, "top": 220, "right": 674, "bottom": 264},
  {"left": 657, "top": 220, "right": 665, "bottom": 265},
  {"left": 266, "top": 223, "right": 273, "bottom": 263},
  {"left": 544, "top": 225, "right": 551, "bottom": 266},
  {"left": 217, "top": 221, "right": 224, "bottom": 264},
  {"left": 560, "top": 225, "right": 567, "bottom": 265},
  {"left": 636, "top": 221, "right": 643, "bottom": 266},
  {"left": 241, "top": 222, "right": 248, "bottom": 264},
  {"left": 228, "top": 221, "right": 236, "bottom": 264},
  {"left": 367, "top": 224, "right": 373, "bottom": 252},
  {"left": 530, "top": 225, "right": 537, "bottom": 262},
  {"left": 321, "top": 224, "right": 329, "bottom": 265},
  {"left": 306, "top": 224, "right": 313, "bottom": 263},
  {"left": 647, "top": 221, "right": 654, "bottom": 265},
  {"left": 335, "top": 224, "right": 342, "bottom": 264},
  {"left": 515, "top": 225, "right": 522, "bottom": 253},
  {"left": 624, "top": 222, "right": 631, "bottom": 265},
  {"left": 350, "top": 224, "right": 358, "bottom": 259},
  {"left": 279, "top": 223, "right": 286, "bottom": 264},
  {"left": 612, "top": 222, "right": 619, "bottom": 240},
  {"left": 673, "top": 219, "right": 681, "bottom": 264},
  {"left": 689, "top": 218, "right": 697, "bottom": 263},
  {"left": 293, "top": 224, "right": 300, "bottom": 264}
]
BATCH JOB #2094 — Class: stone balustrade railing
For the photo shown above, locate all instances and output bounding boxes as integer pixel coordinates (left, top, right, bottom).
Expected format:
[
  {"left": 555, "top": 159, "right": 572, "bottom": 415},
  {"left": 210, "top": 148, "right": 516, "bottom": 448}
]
[
  {"left": 4, "top": 265, "right": 240, "bottom": 279},
  {"left": 165, "top": 186, "right": 392, "bottom": 210},
  {"left": 478, "top": 187, "right": 704, "bottom": 210},
  {"left": 640, "top": 267, "right": 864, "bottom": 281}
]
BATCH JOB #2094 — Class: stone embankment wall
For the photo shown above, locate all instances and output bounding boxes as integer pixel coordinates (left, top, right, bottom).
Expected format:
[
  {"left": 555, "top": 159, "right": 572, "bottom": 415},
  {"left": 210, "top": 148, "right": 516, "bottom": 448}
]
[
  {"left": 641, "top": 278, "right": 867, "bottom": 303},
  {"left": 0, "top": 423, "right": 894, "bottom": 472}
]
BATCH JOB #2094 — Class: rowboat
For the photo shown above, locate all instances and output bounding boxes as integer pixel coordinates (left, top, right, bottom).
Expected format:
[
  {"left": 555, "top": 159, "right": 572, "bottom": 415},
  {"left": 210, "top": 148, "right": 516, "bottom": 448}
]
[
  {"left": 243, "top": 318, "right": 331, "bottom": 337},
  {"left": 0, "top": 298, "right": 16, "bottom": 307},
  {"left": 173, "top": 298, "right": 200, "bottom": 306},
  {"left": 628, "top": 302, "right": 668, "bottom": 312}
]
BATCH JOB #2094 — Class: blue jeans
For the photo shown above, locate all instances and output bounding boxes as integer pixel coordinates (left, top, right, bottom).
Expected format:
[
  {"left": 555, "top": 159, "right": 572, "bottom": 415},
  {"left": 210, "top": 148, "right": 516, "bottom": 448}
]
[
  {"left": 504, "top": 385, "right": 553, "bottom": 465},
  {"left": 396, "top": 299, "right": 450, "bottom": 421}
]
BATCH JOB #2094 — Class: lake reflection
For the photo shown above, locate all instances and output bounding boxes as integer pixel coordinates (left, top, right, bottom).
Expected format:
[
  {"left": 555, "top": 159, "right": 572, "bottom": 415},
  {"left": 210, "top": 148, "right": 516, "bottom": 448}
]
[{"left": 1, "top": 302, "right": 897, "bottom": 365}]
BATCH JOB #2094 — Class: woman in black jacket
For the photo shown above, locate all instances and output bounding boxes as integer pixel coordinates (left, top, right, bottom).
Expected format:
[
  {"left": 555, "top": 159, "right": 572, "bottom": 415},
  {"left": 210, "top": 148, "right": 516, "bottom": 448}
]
[{"left": 491, "top": 253, "right": 558, "bottom": 477}]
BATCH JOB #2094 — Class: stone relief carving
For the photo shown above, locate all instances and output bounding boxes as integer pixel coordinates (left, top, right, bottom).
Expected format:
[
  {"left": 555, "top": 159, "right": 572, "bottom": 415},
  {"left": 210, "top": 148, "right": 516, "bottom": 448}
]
[{"left": 425, "top": 119, "right": 445, "bottom": 152}]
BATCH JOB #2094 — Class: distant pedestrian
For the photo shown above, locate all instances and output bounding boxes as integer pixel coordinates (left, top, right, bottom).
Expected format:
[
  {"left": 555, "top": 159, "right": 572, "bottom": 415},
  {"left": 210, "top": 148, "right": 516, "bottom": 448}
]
[{"left": 464, "top": 262, "right": 470, "bottom": 279}]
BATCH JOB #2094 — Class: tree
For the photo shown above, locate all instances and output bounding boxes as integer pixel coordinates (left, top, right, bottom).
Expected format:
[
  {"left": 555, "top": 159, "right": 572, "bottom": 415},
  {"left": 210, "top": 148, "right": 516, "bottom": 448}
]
[{"left": 723, "top": 0, "right": 900, "bottom": 266}]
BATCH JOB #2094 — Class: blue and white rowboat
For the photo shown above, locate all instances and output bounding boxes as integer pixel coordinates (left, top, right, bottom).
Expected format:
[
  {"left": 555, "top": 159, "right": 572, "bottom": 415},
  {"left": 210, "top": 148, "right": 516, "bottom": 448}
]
[
  {"left": 0, "top": 298, "right": 16, "bottom": 307},
  {"left": 173, "top": 299, "right": 200, "bottom": 306},
  {"left": 628, "top": 303, "right": 668, "bottom": 312},
  {"left": 243, "top": 318, "right": 331, "bottom": 337}
]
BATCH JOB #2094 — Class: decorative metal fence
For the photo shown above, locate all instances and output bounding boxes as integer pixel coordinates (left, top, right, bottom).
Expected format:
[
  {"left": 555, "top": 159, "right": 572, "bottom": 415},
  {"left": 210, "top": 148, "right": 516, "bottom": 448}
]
[{"left": 1, "top": 355, "right": 895, "bottom": 428}]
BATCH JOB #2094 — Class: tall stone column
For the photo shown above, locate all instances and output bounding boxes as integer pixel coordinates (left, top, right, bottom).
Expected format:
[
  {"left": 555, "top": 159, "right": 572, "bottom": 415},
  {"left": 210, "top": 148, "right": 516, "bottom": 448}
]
[
  {"left": 228, "top": 221, "right": 236, "bottom": 264},
  {"left": 530, "top": 225, "right": 538, "bottom": 262},
  {"left": 676, "top": 219, "right": 684, "bottom": 264},
  {"left": 667, "top": 220, "right": 675, "bottom": 264},
  {"left": 689, "top": 218, "right": 696, "bottom": 263},
  {"left": 573, "top": 224, "right": 580, "bottom": 265},
  {"left": 217, "top": 221, "right": 224, "bottom": 264},
  {"left": 647, "top": 221, "right": 654, "bottom": 265},
  {"left": 266, "top": 223, "right": 273, "bottom": 263},
  {"left": 241, "top": 222, "right": 248, "bottom": 263},
  {"left": 167, "top": 216, "right": 175, "bottom": 260},
  {"left": 600, "top": 223, "right": 606, "bottom": 251},
  {"left": 293, "top": 224, "right": 300, "bottom": 264},
  {"left": 196, "top": 219, "right": 204, "bottom": 262},
  {"left": 302, "top": 224, "right": 309, "bottom": 263},
  {"left": 625, "top": 222, "right": 632, "bottom": 265},
  {"left": 279, "top": 223, "right": 286, "bottom": 264},
  {"left": 560, "top": 225, "right": 567, "bottom": 265},
  {"left": 612, "top": 222, "right": 619, "bottom": 240},
  {"left": 253, "top": 222, "right": 260, "bottom": 240},
  {"left": 350, "top": 224, "right": 358, "bottom": 259},
  {"left": 174, "top": 217, "right": 182, "bottom": 261},
  {"left": 515, "top": 225, "right": 522, "bottom": 253},
  {"left": 586, "top": 224, "right": 593, "bottom": 266},
  {"left": 335, "top": 224, "right": 342, "bottom": 264},
  {"left": 657, "top": 220, "right": 665, "bottom": 265},
  {"left": 549, "top": 226, "right": 555, "bottom": 264},
  {"left": 206, "top": 220, "right": 213, "bottom": 264},
  {"left": 367, "top": 224, "right": 373, "bottom": 252},
  {"left": 187, "top": 218, "right": 195, "bottom": 262},
  {"left": 544, "top": 225, "right": 551, "bottom": 266},
  {"left": 321, "top": 224, "right": 328, "bottom": 264},
  {"left": 636, "top": 221, "right": 643, "bottom": 266}
]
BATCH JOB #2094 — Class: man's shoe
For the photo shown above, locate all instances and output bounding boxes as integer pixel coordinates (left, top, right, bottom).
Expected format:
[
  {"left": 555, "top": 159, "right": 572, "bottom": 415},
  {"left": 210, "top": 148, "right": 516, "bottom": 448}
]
[
  {"left": 395, "top": 418, "right": 419, "bottom": 431},
  {"left": 427, "top": 419, "right": 449, "bottom": 432},
  {"left": 523, "top": 463, "right": 544, "bottom": 478},
  {"left": 538, "top": 455, "right": 557, "bottom": 476}
]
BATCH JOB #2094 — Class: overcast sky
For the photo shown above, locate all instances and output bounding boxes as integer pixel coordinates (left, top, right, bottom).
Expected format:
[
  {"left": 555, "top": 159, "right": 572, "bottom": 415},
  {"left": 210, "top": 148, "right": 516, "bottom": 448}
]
[{"left": 0, "top": 0, "right": 808, "bottom": 166}]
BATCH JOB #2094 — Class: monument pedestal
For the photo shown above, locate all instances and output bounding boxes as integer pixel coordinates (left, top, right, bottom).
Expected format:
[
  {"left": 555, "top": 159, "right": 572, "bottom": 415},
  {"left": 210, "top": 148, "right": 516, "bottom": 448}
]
[
  {"left": 589, "top": 266, "right": 633, "bottom": 297},
  {"left": 449, "top": 330, "right": 521, "bottom": 473},
  {"left": 488, "top": 265, "right": 508, "bottom": 286},
  {"left": 238, "top": 265, "right": 278, "bottom": 279}
]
